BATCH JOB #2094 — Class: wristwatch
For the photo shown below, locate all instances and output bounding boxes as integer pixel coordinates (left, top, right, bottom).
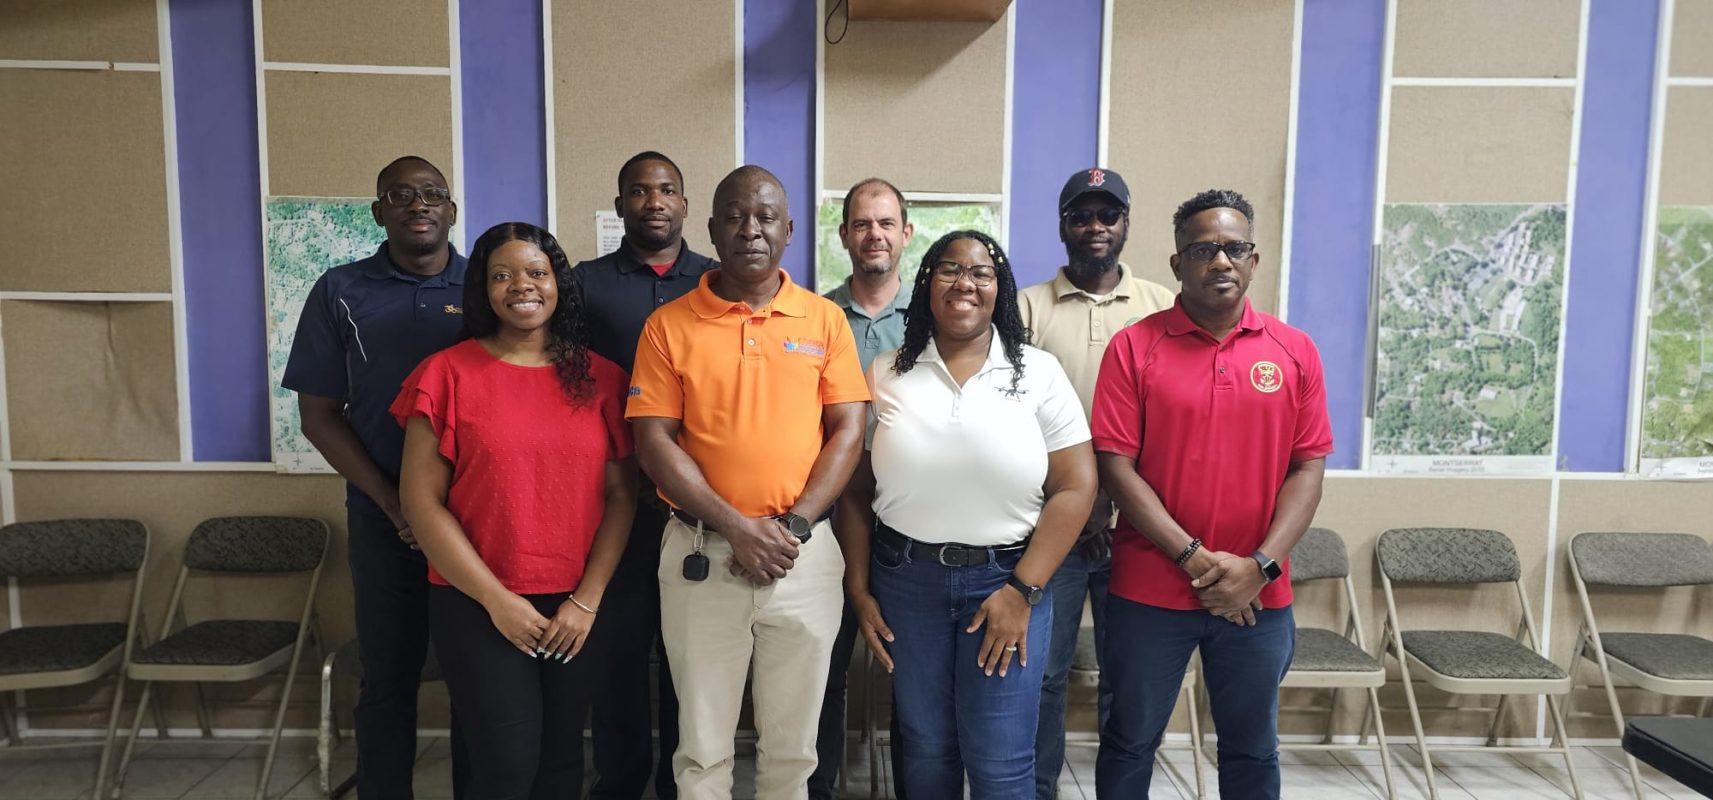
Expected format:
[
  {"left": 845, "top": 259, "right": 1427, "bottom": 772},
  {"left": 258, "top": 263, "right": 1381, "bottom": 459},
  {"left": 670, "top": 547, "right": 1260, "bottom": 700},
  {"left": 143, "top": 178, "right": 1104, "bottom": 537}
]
[
  {"left": 775, "top": 512, "right": 813, "bottom": 542},
  {"left": 1250, "top": 551, "right": 1283, "bottom": 584},
  {"left": 1006, "top": 575, "right": 1045, "bottom": 606}
]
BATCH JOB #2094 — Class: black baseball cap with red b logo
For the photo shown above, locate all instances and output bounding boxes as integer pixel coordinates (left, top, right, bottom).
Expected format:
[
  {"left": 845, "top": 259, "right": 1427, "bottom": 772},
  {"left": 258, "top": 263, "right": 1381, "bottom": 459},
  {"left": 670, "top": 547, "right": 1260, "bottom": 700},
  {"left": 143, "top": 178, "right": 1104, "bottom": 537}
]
[{"left": 1058, "top": 167, "right": 1131, "bottom": 212}]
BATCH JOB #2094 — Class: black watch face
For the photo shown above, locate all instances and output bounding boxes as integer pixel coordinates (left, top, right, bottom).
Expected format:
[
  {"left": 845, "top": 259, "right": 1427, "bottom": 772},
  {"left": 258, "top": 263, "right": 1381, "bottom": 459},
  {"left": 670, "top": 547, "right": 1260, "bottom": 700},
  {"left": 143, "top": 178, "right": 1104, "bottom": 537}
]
[{"left": 783, "top": 514, "right": 811, "bottom": 539}]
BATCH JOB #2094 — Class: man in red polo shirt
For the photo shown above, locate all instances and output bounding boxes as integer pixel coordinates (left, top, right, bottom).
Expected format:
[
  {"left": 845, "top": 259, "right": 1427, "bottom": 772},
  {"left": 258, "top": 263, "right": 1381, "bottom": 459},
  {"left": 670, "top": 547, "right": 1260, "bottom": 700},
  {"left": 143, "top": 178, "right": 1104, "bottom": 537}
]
[{"left": 1089, "top": 189, "right": 1331, "bottom": 800}]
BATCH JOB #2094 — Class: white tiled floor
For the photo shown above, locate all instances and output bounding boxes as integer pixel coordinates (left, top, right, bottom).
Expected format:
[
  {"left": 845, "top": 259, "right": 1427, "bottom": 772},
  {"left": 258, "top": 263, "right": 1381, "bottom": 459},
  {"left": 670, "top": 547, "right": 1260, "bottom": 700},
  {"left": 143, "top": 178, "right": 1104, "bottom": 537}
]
[{"left": 0, "top": 738, "right": 1699, "bottom": 799}]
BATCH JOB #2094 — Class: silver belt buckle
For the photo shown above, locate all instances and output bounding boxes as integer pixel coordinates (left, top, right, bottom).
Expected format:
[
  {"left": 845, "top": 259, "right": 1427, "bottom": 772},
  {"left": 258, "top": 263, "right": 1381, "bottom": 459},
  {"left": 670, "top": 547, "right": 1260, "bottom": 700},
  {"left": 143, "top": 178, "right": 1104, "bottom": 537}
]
[{"left": 937, "top": 544, "right": 960, "bottom": 567}]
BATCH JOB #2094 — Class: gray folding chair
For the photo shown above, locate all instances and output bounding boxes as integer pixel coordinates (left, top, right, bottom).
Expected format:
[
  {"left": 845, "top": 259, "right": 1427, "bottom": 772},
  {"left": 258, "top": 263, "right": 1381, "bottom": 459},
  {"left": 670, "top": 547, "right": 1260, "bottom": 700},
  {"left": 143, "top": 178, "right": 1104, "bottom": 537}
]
[
  {"left": 0, "top": 519, "right": 151, "bottom": 791},
  {"left": 1281, "top": 528, "right": 1396, "bottom": 799},
  {"left": 1376, "top": 527, "right": 1582, "bottom": 800},
  {"left": 102, "top": 516, "right": 329, "bottom": 800},
  {"left": 1568, "top": 531, "right": 1713, "bottom": 800},
  {"left": 318, "top": 639, "right": 446, "bottom": 798}
]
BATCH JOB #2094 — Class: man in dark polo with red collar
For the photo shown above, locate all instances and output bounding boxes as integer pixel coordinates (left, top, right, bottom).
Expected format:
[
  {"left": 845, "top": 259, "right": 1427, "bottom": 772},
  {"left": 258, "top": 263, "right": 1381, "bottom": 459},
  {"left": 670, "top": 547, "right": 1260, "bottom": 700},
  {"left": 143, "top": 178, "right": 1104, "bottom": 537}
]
[
  {"left": 1091, "top": 189, "right": 1331, "bottom": 800},
  {"left": 575, "top": 150, "right": 716, "bottom": 800}
]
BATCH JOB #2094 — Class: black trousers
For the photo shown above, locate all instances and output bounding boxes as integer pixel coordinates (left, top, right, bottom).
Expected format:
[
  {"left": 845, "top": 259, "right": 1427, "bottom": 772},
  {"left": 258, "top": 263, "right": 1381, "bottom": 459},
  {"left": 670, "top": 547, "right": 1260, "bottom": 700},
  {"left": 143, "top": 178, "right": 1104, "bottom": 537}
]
[
  {"left": 348, "top": 510, "right": 469, "bottom": 800},
  {"left": 588, "top": 499, "right": 680, "bottom": 800},
  {"left": 430, "top": 585, "right": 609, "bottom": 800},
  {"left": 809, "top": 595, "right": 910, "bottom": 800}
]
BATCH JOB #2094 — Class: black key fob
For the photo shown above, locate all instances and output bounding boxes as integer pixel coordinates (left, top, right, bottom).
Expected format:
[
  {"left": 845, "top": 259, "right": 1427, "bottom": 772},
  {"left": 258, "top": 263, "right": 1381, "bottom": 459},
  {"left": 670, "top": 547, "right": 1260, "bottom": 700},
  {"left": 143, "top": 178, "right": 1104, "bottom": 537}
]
[{"left": 682, "top": 552, "right": 709, "bottom": 582}]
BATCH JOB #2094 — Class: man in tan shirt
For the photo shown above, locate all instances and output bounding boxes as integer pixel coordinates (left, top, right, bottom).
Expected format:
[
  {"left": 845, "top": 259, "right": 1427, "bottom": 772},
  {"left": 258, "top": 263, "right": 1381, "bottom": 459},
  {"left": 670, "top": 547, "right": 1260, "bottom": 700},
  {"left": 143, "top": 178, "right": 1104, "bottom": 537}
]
[{"left": 1017, "top": 166, "right": 1174, "bottom": 800}]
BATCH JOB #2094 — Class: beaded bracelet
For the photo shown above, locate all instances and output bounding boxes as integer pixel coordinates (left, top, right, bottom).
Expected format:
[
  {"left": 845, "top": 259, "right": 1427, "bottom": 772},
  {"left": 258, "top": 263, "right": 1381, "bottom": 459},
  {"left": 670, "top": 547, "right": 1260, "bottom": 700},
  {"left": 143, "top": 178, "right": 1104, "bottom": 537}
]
[{"left": 1174, "top": 538, "right": 1204, "bottom": 568}]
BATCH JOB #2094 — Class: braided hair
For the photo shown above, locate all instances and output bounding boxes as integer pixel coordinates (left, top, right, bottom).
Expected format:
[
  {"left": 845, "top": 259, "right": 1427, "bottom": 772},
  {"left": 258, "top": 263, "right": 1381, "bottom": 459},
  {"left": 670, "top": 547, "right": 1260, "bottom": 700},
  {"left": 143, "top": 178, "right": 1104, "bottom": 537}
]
[
  {"left": 892, "top": 230, "right": 1030, "bottom": 395},
  {"left": 461, "top": 222, "right": 595, "bottom": 405}
]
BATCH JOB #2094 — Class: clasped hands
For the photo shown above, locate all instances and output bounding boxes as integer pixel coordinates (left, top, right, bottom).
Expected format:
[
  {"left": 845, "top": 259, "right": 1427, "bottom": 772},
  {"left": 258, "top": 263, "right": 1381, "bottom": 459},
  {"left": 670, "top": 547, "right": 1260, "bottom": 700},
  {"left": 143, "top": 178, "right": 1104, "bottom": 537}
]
[
  {"left": 1183, "top": 547, "right": 1267, "bottom": 626},
  {"left": 725, "top": 515, "right": 801, "bottom": 586}
]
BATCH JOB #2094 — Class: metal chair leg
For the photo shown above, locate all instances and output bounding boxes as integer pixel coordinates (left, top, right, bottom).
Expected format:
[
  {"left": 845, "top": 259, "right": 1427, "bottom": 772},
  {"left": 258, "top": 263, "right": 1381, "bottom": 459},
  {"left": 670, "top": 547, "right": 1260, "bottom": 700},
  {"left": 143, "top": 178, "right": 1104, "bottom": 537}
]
[
  {"left": 94, "top": 673, "right": 131, "bottom": 799},
  {"left": 1367, "top": 684, "right": 1398, "bottom": 800},
  {"left": 111, "top": 681, "right": 156, "bottom": 798},
  {"left": 1183, "top": 678, "right": 1206, "bottom": 800},
  {"left": 1546, "top": 694, "right": 1585, "bottom": 800},
  {"left": 1393, "top": 651, "right": 1439, "bottom": 800}
]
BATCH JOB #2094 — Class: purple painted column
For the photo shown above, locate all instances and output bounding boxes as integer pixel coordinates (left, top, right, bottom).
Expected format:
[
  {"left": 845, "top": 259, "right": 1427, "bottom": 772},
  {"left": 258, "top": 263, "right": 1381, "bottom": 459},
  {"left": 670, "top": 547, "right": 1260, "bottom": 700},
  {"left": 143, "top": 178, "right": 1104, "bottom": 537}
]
[
  {"left": 171, "top": 0, "right": 268, "bottom": 461},
  {"left": 460, "top": 0, "right": 547, "bottom": 235},
  {"left": 1286, "top": 0, "right": 1387, "bottom": 470},
  {"left": 1007, "top": 0, "right": 1102, "bottom": 289},
  {"left": 744, "top": 0, "right": 815, "bottom": 286},
  {"left": 1559, "top": 0, "right": 1660, "bottom": 472}
]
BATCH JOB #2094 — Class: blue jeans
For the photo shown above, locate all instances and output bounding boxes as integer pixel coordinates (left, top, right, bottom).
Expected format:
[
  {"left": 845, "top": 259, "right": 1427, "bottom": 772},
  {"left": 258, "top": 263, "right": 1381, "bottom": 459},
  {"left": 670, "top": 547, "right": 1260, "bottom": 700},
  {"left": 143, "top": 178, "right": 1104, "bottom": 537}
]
[
  {"left": 1035, "top": 548, "right": 1111, "bottom": 799},
  {"left": 1096, "top": 598, "right": 1295, "bottom": 800},
  {"left": 869, "top": 531, "right": 1054, "bottom": 800}
]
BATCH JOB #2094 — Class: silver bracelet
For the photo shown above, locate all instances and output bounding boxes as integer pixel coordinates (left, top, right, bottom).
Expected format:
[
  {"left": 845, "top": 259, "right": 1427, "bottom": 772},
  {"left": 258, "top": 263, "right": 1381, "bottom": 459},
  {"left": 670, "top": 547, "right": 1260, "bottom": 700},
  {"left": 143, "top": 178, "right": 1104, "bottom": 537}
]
[{"left": 568, "top": 594, "right": 598, "bottom": 615}]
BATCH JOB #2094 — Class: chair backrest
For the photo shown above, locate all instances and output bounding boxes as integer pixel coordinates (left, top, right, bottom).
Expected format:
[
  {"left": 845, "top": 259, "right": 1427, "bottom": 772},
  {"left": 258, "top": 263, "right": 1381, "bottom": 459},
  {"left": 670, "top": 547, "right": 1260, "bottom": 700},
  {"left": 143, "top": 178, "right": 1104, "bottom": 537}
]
[
  {"left": 1376, "top": 527, "right": 1520, "bottom": 584},
  {"left": 0, "top": 519, "right": 147, "bottom": 578},
  {"left": 1289, "top": 527, "right": 1348, "bottom": 582},
  {"left": 185, "top": 517, "right": 327, "bottom": 573},
  {"left": 1571, "top": 532, "right": 1713, "bottom": 588}
]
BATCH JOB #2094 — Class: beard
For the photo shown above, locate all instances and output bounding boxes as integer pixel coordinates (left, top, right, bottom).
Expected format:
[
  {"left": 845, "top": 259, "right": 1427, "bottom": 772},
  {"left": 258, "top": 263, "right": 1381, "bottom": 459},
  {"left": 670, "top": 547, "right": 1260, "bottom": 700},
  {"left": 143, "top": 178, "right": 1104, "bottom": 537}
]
[
  {"left": 853, "top": 254, "right": 898, "bottom": 277},
  {"left": 1065, "top": 228, "right": 1127, "bottom": 280},
  {"left": 626, "top": 220, "right": 681, "bottom": 250}
]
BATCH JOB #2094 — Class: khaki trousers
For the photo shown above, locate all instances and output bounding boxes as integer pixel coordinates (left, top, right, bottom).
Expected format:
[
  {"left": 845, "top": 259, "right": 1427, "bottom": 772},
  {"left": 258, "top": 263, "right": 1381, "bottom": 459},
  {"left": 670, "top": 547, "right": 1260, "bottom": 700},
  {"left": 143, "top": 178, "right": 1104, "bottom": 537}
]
[{"left": 657, "top": 516, "right": 845, "bottom": 800}]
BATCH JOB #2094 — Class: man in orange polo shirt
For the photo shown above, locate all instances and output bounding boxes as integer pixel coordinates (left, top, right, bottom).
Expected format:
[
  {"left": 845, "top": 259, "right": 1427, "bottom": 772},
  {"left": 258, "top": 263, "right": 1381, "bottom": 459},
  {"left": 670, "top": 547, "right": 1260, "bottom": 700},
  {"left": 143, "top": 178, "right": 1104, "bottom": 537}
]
[{"left": 628, "top": 165, "right": 870, "bottom": 800}]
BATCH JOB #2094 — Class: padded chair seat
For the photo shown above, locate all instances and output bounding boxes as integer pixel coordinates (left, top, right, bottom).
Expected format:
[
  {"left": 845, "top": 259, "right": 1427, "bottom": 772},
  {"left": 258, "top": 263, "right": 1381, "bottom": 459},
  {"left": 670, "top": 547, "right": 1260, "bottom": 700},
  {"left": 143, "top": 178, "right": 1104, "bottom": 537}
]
[
  {"left": 1291, "top": 627, "right": 1381, "bottom": 672},
  {"left": 0, "top": 623, "right": 126, "bottom": 674},
  {"left": 1600, "top": 633, "right": 1713, "bottom": 681},
  {"left": 133, "top": 620, "right": 299, "bottom": 666},
  {"left": 1401, "top": 630, "right": 1567, "bottom": 680}
]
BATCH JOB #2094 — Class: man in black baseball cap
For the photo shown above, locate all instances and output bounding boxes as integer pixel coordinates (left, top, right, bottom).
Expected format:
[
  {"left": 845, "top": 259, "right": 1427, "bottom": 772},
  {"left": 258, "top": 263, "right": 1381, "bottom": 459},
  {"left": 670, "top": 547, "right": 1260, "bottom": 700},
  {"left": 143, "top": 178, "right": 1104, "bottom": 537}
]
[{"left": 1021, "top": 165, "right": 1174, "bottom": 799}]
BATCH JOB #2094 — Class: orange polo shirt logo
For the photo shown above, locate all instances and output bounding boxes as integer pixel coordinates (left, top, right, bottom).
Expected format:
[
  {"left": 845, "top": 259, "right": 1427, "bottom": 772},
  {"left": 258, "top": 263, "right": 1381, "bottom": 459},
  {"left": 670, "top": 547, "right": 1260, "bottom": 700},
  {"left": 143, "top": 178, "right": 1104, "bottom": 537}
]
[{"left": 783, "top": 338, "right": 827, "bottom": 357}]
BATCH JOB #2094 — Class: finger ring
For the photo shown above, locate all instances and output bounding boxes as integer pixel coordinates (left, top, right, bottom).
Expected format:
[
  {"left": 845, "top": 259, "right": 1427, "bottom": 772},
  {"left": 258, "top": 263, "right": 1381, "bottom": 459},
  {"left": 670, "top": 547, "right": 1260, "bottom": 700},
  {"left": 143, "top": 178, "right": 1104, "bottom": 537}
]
[{"left": 1004, "top": 645, "right": 1018, "bottom": 652}]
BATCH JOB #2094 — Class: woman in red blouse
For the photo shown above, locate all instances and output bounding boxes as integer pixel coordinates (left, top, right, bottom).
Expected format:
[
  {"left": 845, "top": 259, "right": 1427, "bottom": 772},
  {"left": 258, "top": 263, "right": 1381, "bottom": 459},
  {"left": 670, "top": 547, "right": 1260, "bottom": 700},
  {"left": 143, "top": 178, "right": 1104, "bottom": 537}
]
[{"left": 394, "top": 221, "right": 637, "bottom": 798}]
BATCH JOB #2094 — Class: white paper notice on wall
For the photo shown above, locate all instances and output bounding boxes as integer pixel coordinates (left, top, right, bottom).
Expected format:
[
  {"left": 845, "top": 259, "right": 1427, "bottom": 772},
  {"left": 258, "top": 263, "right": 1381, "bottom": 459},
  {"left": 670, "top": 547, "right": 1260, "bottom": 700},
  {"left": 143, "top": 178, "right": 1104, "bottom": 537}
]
[{"left": 595, "top": 211, "right": 624, "bottom": 258}]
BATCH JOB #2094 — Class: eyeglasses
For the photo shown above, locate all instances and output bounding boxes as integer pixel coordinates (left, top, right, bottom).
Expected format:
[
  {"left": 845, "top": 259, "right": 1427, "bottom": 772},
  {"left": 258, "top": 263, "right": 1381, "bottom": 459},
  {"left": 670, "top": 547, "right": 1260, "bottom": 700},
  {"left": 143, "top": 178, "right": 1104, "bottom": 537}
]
[
  {"left": 1178, "top": 240, "right": 1256, "bottom": 262},
  {"left": 1063, "top": 207, "right": 1126, "bottom": 227},
  {"left": 380, "top": 187, "right": 452, "bottom": 207},
  {"left": 931, "top": 261, "right": 998, "bottom": 287}
]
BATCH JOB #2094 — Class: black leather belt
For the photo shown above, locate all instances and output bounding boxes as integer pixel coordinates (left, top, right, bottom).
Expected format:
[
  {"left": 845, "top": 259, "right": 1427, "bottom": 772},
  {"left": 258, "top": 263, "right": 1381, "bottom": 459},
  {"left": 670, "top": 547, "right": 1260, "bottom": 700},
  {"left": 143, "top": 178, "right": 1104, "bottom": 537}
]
[
  {"left": 670, "top": 508, "right": 830, "bottom": 535},
  {"left": 874, "top": 520, "right": 1029, "bottom": 567}
]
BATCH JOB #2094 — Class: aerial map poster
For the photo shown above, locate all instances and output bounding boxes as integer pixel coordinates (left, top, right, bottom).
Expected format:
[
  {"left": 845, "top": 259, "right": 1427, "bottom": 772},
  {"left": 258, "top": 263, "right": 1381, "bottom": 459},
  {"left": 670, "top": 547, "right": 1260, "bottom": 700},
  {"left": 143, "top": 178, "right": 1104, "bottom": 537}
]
[
  {"left": 815, "top": 201, "right": 1001, "bottom": 295},
  {"left": 1639, "top": 206, "right": 1713, "bottom": 478},
  {"left": 1370, "top": 203, "right": 1568, "bottom": 475},
  {"left": 263, "top": 197, "right": 385, "bottom": 473}
]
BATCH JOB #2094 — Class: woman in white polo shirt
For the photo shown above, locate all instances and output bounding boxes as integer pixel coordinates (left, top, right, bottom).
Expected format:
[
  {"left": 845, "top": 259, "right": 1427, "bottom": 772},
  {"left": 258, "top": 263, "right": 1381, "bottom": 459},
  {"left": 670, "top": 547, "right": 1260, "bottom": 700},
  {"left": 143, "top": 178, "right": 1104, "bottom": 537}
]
[{"left": 836, "top": 230, "right": 1099, "bottom": 798}]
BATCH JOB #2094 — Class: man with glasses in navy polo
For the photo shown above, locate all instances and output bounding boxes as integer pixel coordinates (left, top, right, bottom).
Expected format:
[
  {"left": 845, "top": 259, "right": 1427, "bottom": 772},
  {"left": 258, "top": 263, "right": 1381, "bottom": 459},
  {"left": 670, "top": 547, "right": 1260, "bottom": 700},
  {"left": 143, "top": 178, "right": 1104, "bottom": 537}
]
[{"left": 284, "top": 155, "right": 468, "bottom": 800}]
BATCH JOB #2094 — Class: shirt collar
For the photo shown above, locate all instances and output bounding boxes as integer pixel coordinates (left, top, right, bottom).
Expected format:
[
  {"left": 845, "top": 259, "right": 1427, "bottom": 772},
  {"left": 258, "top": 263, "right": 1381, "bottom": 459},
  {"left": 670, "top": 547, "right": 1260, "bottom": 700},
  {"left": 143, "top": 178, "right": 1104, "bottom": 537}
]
[
  {"left": 828, "top": 278, "right": 912, "bottom": 319},
  {"left": 360, "top": 243, "right": 465, "bottom": 286},
  {"left": 1050, "top": 261, "right": 1136, "bottom": 302},
  {"left": 612, "top": 238, "right": 711, "bottom": 277},
  {"left": 1162, "top": 296, "right": 1265, "bottom": 338},
  {"left": 687, "top": 268, "right": 811, "bottom": 319},
  {"left": 917, "top": 325, "right": 1013, "bottom": 376}
]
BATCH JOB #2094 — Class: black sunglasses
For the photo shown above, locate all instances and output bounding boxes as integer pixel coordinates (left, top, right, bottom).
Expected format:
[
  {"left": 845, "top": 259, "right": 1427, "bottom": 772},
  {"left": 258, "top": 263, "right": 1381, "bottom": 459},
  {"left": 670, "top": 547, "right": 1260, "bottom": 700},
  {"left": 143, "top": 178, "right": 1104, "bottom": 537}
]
[
  {"left": 1063, "top": 207, "right": 1126, "bottom": 227},
  {"left": 1178, "top": 240, "right": 1257, "bottom": 263}
]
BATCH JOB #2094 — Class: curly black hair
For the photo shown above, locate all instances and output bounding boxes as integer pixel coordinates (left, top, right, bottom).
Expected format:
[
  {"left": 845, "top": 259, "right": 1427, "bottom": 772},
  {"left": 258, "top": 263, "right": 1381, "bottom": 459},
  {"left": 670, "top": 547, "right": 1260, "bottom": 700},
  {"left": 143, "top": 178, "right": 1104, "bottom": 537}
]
[
  {"left": 461, "top": 222, "right": 594, "bottom": 405},
  {"left": 892, "top": 230, "right": 1030, "bottom": 395},
  {"left": 1171, "top": 188, "right": 1255, "bottom": 233}
]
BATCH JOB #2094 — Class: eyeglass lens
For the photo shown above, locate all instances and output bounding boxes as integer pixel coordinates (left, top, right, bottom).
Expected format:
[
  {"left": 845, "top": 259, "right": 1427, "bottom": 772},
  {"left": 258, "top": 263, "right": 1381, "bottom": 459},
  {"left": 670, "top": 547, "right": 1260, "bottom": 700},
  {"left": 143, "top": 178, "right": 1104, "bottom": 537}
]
[
  {"left": 383, "top": 187, "right": 451, "bottom": 207},
  {"left": 1067, "top": 207, "right": 1125, "bottom": 227},
  {"left": 932, "top": 262, "right": 998, "bottom": 287},
  {"left": 1182, "top": 241, "right": 1255, "bottom": 262}
]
